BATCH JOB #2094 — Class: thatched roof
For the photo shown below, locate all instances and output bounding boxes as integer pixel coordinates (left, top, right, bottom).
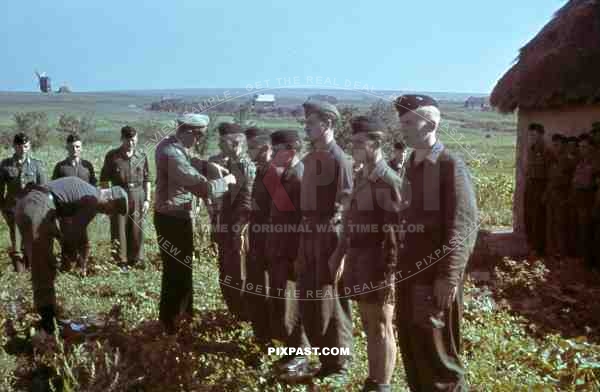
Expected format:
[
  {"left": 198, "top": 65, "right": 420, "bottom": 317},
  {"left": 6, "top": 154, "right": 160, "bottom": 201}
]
[{"left": 490, "top": 0, "right": 600, "bottom": 113}]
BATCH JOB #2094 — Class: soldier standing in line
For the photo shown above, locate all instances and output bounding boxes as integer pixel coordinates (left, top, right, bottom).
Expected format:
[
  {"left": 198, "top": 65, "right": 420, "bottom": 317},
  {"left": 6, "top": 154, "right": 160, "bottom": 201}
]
[
  {"left": 244, "top": 126, "right": 272, "bottom": 343},
  {"left": 572, "top": 134, "right": 598, "bottom": 268},
  {"left": 52, "top": 133, "right": 97, "bottom": 274},
  {"left": 0, "top": 133, "right": 47, "bottom": 272},
  {"left": 209, "top": 123, "right": 256, "bottom": 320},
  {"left": 334, "top": 116, "right": 403, "bottom": 392},
  {"left": 154, "top": 114, "right": 236, "bottom": 333},
  {"left": 544, "top": 134, "right": 571, "bottom": 258},
  {"left": 291, "top": 99, "right": 353, "bottom": 385},
  {"left": 264, "top": 130, "right": 310, "bottom": 378},
  {"left": 100, "top": 126, "right": 151, "bottom": 271},
  {"left": 524, "top": 123, "right": 549, "bottom": 258},
  {"left": 393, "top": 94, "right": 478, "bottom": 391},
  {"left": 15, "top": 177, "right": 127, "bottom": 335},
  {"left": 388, "top": 141, "right": 408, "bottom": 178},
  {"left": 590, "top": 124, "right": 600, "bottom": 268}
]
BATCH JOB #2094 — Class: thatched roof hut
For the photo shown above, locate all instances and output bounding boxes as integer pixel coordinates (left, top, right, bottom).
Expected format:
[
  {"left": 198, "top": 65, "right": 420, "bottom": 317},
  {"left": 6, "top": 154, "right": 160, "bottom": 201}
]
[{"left": 490, "top": 0, "right": 600, "bottom": 235}]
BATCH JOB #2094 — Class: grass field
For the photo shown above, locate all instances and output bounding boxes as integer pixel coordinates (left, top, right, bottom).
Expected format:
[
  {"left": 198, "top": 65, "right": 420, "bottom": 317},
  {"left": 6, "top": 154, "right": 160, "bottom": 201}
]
[{"left": 0, "top": 92, "right": 598, "bottom": 391}]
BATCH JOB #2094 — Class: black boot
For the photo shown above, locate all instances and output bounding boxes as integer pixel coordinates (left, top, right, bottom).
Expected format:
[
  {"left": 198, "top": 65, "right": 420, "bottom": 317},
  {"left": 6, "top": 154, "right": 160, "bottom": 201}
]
[{"left": 38, "top": 305, "right": 56, "bottom": 334}]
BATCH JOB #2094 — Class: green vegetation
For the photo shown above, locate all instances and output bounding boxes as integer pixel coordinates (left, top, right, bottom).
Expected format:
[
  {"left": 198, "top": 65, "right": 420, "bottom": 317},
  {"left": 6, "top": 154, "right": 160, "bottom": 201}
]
[{"left": 0, "top": 92, "right": 597, "bottom": 391}]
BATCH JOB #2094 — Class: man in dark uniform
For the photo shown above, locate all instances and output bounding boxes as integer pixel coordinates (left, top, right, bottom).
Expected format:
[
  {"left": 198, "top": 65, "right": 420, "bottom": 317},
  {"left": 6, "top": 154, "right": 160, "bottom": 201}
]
[
  {"left": 100, "top": 126, "right": 151, "bottom": 270},
  {"left": 244, "top": 126, "right": 273, "bottom": 343},
  {"left": 389, "top": 140, "right": 408, "bottom": 179},
  {"left": 52, "top": 133, "right": 97, "bottom": 274},
  {"left": 394, "top": 94, "right": 478, "bottom": 391},
  {"left": 264, "top": 130, "right": 310, "bottom": 377},
  {"left": 544, "top": 133, "right": 572, "bottom": 258},
  {"left": 525, "top": 123, "right": 549, "bottom": 257},
  {"left": 0, "top": 133, "right": 47, "bottom": 272},
  {"left": 335, "top": 116, "right": 403, "bottom": 392},
  {"left": 572, "top": 134, "right": 598, "bottom": 268},
  {"left": 15, "top": 176, "right": 127, "bottom": 335},
  {"left": 154, "top": 114, "right": 236, "bottom": 333},
  {"left": 209, "top": 123, "right": 256, "bottom": 320},
  {"left": 294, "top": 99, "right": 353, "bottom": 385},
  {"left": 565, "top": 136, "right": 581, "bottom": 257}
]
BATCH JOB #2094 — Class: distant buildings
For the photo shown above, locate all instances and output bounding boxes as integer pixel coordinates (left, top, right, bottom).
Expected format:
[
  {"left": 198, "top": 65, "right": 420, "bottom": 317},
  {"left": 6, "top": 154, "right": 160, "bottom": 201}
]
[
  {"left": 464, "top": 96, "right": 490, "bottom": 110},
  {"left": 252, "top": 94, "right": 275, "bottom": 109}
]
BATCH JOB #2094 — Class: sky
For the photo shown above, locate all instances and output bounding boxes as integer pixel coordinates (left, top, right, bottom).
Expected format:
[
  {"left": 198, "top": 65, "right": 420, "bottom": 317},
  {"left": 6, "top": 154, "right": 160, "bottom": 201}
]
[{"left": 0, "top": 0, "right": 566, "bottom": 94}]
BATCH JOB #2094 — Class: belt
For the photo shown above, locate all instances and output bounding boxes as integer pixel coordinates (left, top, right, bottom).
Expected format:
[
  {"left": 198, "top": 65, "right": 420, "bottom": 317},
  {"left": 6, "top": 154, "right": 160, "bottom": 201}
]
[{"left": 118, "top": 183, "right": 143, "bottom": 190}]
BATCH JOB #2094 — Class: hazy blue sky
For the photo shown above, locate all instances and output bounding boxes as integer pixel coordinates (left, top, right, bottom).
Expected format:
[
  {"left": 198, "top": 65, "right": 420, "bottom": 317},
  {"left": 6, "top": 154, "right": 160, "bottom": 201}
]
[{"left": 0, "top": 0, "right": 565, "bottom": 93}]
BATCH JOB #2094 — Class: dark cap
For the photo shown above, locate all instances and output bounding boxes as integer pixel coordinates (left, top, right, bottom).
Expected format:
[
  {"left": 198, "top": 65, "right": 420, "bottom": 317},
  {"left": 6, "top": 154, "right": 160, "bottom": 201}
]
[
  {"left": 66, "top": 133, "right": 81, "bottom": 144},
  {"left": 394, "top": 94, "right": 439, "bottom": 117},
  {"left": 218, "top": 122, "right": 243, "bottom": 136},
  {"left": 394, "top": 141, "right": 407, "bottom": 150},
  {"left": 245, "top": 127, "right": 271, "bottom": 139},
  {"left": 13, "top": 132, "right": 30, "bottom": 145},
  {"left": 121, "top": 125, "right": 137, "bottom": 139},
  {"left": 302, "top": 99, "right": 340, "bottom": 121},
  {"left": 271, "top": 129, "right": 301, "bottom": 145},
  {"left": 351, "top": 115, "right": 384, "bottom": 136},
  {"left": 109, "top": 186, "right": 129, "bottom": 215},
  {"left": 528, "top": 123, "right": 545, "bottom": 133}
]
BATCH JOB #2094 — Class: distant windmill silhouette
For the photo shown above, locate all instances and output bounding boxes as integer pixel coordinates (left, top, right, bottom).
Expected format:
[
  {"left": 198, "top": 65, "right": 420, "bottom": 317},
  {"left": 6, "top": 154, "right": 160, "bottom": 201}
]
[{"left": 34, "top": 70, "right": 51, "bottom": 93}]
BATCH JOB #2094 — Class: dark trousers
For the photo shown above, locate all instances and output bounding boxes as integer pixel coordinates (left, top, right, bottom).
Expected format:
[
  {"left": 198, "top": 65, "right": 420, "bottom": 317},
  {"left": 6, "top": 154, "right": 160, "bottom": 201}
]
[
  {"left": 15, "top": 190, "right": 59, "bottom": 311},
  {"left": 269, "top": 256, "right": 309, "bottom": 349},
  {"left": 111, "top": 187, "right": 145, "bottom": 266},
  {"left": 2, "top": 209, "right": 27, "bottom": 272},
  {"left": 154, "top": 212, "right": 194, "bottom": 332},
  {"left": 214, "top": 222, "right": 247, "bottom": 320},
  {"left": 245, "top": 253, "right": 270, "bottom": 340},
  {"left": 396, "top": 283, "right": 467, "bottom": 392},
  {"left": 297, "top": 229, "right": 352, "bottom": 369},
  {"left": 524, "top": 179, "right": 546, "bottom": 254},
  {"left": 59, "top": 217, "right": 90, "bottom": 271}
]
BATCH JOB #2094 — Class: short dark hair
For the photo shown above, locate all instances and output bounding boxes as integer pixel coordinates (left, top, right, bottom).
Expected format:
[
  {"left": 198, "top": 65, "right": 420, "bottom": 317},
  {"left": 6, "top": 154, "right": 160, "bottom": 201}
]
[
  {"left": 66, "top": 133, "right": 81, "bottom": 144},
  {"left": 121, "top": 125, "right": 137, "bottom": 139},
  {"left": 13, "top": 132, "right": 29, "bottom": 145},
  {"left": 394, "top": 141, "right": 407, "bottom": 150},
  {"left": 528, "top": 123, "right": 545, "bottom": 134}
]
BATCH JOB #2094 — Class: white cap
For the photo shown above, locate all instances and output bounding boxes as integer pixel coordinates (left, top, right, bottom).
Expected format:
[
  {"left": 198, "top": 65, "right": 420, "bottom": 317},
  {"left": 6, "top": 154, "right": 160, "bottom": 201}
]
[{"left": 177, "top": 113, "right": 210, "bottom": 128}]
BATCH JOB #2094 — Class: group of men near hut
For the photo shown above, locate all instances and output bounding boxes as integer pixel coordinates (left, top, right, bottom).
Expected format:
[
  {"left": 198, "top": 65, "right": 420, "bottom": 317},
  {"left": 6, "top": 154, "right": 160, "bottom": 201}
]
[
  {"left": 0, "top": 94, "right": 478, "bottom": 391},
  {"left": 525, "top": 121, "right": 600, "bottom": 270}
]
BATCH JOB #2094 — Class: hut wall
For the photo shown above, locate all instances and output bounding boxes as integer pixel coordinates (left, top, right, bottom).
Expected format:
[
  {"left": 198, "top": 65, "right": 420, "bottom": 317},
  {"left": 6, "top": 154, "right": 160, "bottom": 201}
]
[{"left": 514, "top": 104, "right": 600, "bottom": 234}]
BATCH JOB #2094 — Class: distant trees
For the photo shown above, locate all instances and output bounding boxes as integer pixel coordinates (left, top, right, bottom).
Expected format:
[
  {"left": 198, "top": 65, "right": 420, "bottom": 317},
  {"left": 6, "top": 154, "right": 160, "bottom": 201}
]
[
  {"left": 56, "top": 113, "right": 96, "bottom": 136},
  {"left": 11, "top": 112, "right": 50, "bottom": 149}
]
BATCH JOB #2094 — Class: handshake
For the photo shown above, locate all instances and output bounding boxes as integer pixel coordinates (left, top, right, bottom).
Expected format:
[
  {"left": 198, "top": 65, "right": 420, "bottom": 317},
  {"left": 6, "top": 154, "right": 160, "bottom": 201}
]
[{"left": 190, "top": 158, "right": 237, "bottom": 186}]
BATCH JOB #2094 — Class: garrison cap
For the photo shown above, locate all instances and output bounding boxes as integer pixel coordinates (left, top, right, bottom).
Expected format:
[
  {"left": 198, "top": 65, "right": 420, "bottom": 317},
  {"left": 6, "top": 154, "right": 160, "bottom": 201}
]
[
  {"left": 218, "top": 122, "right": 244, "bottom": 136},
  {"left": 302, "top": 99, "right": 340, "bottom": 121},
  {"left": 528, "top": 123, "right": 545, "bottom": 133},
  {"left": 394, "top": 141, "right": 407, "bottom": 150},
  {"left": 177, "top": 113, "right": 210, "bottom": 129},
  {"left": 13, "top": 132, "right": 30, "bottom": 145},
  {"left": 109, "top": 186, "right": 129, "bottom": 215},
  {"left": 394, "top": 94, "right": 439, "bottom": 117},
  {"left": 121, "top": 125, "right": 137, "bottom": 139},
  {"left": 245, "top": 127, "right": 271, "bottom": 139},
  {"left": 351, "top": 115, "right": 385, "bottom": 136},
  {"left": 271, "top": 129, "right": 301, "bottom": 145}
]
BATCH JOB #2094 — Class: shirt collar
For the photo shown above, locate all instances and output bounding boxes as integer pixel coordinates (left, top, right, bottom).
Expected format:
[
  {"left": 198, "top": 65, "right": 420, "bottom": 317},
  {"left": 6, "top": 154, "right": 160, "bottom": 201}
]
[{"left": 413, "top": 141, "right": 445, "bottom": 165}]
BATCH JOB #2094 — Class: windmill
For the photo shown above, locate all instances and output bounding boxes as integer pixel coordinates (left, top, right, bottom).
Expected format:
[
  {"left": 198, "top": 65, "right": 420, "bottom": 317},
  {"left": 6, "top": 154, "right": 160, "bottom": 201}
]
[{"left": 35, "top": 70, "right": 51, "bottom": 93}]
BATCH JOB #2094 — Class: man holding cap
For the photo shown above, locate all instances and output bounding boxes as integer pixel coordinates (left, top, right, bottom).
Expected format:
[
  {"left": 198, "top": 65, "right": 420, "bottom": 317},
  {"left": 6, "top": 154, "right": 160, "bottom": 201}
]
[
  {"left": 154, "top": 113, "right": 236, "bottom": 333},
  {"left": 394, "top": 94, "right": 478, "bottom": 391},
  {"left": 209, "top": 123, "right": 256, "bottom": 320},
  {"left": 100, "top": 125, "right": 151, "bottom": 270},
  {"left": 15, "top": 176, "right": 128, "bottom": 335},
  {"left": 294, "top": 99, "right": 353, "bottom": 385}
]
